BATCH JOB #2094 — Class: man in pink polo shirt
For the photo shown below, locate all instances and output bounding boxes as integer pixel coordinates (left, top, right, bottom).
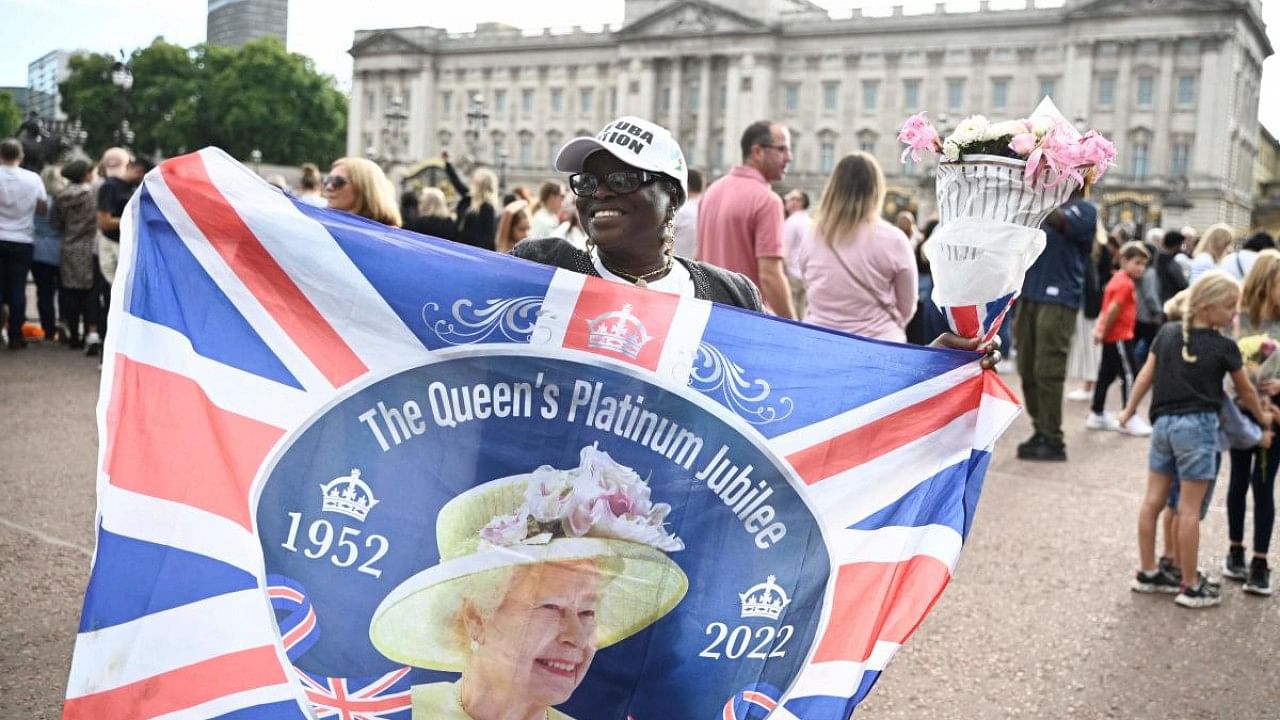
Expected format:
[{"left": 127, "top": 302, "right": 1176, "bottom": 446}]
[{"left": 696, "top": 120, "right": 796, "bottom": 319}]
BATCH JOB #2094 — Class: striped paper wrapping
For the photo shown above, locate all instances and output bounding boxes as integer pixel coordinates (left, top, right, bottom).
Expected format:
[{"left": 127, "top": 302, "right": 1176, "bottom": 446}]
[{"left": 935, "top": 154, "right": 1078, "bottom": 229}]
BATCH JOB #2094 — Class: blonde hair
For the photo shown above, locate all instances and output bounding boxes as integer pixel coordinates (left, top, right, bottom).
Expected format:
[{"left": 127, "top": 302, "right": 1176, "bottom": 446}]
[
  {"left": 467, "top": 168, "right": 499, "bottom": 216},
  {"left": 530, "top": 180, "right": 564, "bottom": 216},
  {"left": 495, "top": 199, "right": 531, "bottom": 254},
  {"left": 812, "top": 151, "right": 886, "bottom": 245},
  {"left": 99, "top": 147, "right": 130, "bottom": 179},
  {"left": 420, "top": 187, "right": 451, "bottom": 219},
  {"left": 1178, "top": 270, "right": 1240, "bottom": 362},
  {"left": 1240, "top": 248, "right": 1280, "bottom": 327},
  {"left": 1193, "top": 223, "right": 1235, "bottom": 261},
  {"left": 41, "top": 165, "right": 67, "bottom": 196},
  {"left": 331, "top": 157, "right": 402, "bottom": 227}
]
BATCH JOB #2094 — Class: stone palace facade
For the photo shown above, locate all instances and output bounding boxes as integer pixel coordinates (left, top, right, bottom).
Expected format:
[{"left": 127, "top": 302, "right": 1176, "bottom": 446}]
[{"left": 347, "top": 0, "right": 1271, "bottom": 233}]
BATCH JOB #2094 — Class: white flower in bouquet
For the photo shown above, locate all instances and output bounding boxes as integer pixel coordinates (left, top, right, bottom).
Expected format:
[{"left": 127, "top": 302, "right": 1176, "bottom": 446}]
[
  {"left": 984, "top": 120, "right": 1028, "bottom": 142},
  {"left": 942, "top": 139, "right": 961, "bottom": 162},
  {"left": 1031, "top": 116, "right": 1054, "bottom": 137},
  {"left": 949, "top": 115, "right": 989, "bottom": 146}
]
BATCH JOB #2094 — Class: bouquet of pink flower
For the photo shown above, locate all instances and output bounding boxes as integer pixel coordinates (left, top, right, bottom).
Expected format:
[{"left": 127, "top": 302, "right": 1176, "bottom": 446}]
[{"left": 898, "top": 98, "right": 1116, "bottom": 341}]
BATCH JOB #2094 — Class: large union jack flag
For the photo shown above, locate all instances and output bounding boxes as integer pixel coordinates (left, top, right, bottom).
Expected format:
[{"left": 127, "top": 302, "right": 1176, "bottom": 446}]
[{"left": 64, "top": 148, "right": 1018, "bottom": 719}]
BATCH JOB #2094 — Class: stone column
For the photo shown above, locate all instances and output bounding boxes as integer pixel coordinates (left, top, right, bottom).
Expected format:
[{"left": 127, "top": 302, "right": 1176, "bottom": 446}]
[
  {"left": 695, "top": 56, "right": 713, "bottom": 169},
  {"left": 638, "top": 58, "right": 656, "bottom": 120},
  {"left": 722, "top": 56, "right": 741, "bottom": 172},
  {"left": 410, "top": 61, "right": 435, "bottom": 162},
  {"left": 752, "top": 54, "right": 774, "bottom": 122},
  {"left": 669, "top": 56, "right": 683, "bottom": 134},
  {"left": 1064, "top": 42, "right": 1093, "bottom": 123},
  {"left": 1192, "top": 38, "right": 1227, "bottom": 180},
  {"left": 615, "top": 59, "right": 632, "bottom": 117},
  {"left": 1114, "top": 42, "right": 1134, "bottom": 156},
  {"left": 347, "top": 70, "right": 366, "bottom": 158},
  {"left": 1151, "top": 40, "right": 1175, "bottom": 180}
]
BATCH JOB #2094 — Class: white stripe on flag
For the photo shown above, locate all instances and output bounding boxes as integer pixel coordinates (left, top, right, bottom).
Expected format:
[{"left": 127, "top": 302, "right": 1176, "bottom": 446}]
[
  {"left": 149, "top": 685, "right": 304, "bottom": 720},
  {"left": 827, "top": 524, "right": 964, "bottom": 572},
  {"left": 98, "top": 482, "right": 263, "bottom": 575},
  {"left": 804, "top": 411, "right": 977, "bottom": 532},
  {"left": 767, "top": 364, "right": 981, "bottom": 457},
  {"left": 531, "top": 269, "right": 587, "bottom": 349},
  {"left": 200, "top": 149, "right": 427, "bottom": 376},
  {"left": 142, "top": 171, "right": 334, "bottom": 394},
  {"left": 976, "top": 391, "right": 1021, "bottom": 452},
  {"left": 115, "top": 315, "right": 317, "bottom": 429},
  {"left": 784, "top": 642, "right": 901, "bottom": 700},
  {"left": 656, "top": 296, "right": 712, "bottom": 386},
  {"left": 65, "top": 589, "right": 277, "bottom": 698}
]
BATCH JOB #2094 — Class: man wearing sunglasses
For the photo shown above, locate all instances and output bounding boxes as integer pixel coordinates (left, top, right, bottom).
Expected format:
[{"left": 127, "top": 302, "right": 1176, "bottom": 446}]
[{"left": 696, "top": 120, "right": 796, "bottom": 320}]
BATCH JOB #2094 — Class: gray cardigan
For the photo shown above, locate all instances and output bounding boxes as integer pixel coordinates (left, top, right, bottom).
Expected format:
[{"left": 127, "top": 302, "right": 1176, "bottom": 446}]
[{"left": 510, "top": 237, "right": 763, "bottom": 312}]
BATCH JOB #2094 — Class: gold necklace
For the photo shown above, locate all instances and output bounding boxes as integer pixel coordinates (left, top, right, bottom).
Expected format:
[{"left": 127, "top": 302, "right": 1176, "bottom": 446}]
[
  {"left": 595, "top": 249, "right": 674, "bottom": 289},
  {"left": 455, "top": 676, "right": 550, "bottom": 720}
]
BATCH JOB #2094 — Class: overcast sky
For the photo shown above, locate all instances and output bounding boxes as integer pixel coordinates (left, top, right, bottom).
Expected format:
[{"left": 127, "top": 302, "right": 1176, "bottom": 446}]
[{"left": 1, "top": 0, "right": 1276, "bottom": 134}]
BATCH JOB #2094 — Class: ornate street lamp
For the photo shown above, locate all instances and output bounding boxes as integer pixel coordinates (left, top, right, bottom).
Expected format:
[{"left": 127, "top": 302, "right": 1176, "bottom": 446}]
[
  {"left": 111, "top": 52, "right": 134, "bottom": 149},
  {"left": 465, "top": 92, "right": 489, "bottom": 165},
  {"left": 382, "top": 95, "right": 409, "bottom": 167},
  {"left": 495, "top": 147, "right": 508, "bottom": 193},
  {"left": 250, "top": 148, "right": 263, "bottom": 174}
]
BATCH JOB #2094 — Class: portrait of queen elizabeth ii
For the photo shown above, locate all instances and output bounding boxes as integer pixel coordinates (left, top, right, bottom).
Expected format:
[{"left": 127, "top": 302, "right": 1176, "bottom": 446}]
[{"left": 369, "top": 444, "right": 689, "bottom": 720}]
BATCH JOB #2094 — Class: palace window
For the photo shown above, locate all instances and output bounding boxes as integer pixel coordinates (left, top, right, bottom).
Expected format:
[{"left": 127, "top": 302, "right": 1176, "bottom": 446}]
[
  {"left": 1177, "top": 74, "right": 1196, "bottom": 106},
  {"left": 1097, "top": 76, "right": 1115, "bottom": 108},
  {"left": 823, "top": 81, "right": 839, "bottom": 113},
  {"left": 1136, "top": 75, "right": 1154, "bottom": 108},
  {"left": 494, "top": 90, "right": 506, "bottom": 115},
  {"left": 550, "top": 88, "right": 564, "bottom": 114},
  {"left": 1170, "top": 138, "right": 1190, "bottom": 177},
  {"left": 521, "top": 88, "right": 534, "bottom": 115},
  {"left": 946, "top": 78, "right": 964, "bottom": 110},
  {"left": 991, "top": 78, "right": 1009, "bottom": 110},
  {"left": 1039, "top": 77, "right": 1057, "bottom": 101},
  {"left": 579, "top": 87, "right": 594, "bottom": 114},
  {"left": 785, "top": 83, "right": 800, "bottom": 112},
  {"left": 903, "top": 79, "right": 920, "bottom": 110},
  {"left": 862, "top": 80, "right": 879, "bottom": 113}
]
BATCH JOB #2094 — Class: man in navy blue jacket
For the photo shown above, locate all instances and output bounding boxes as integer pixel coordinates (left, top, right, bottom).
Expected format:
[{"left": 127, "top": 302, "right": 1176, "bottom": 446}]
[{"left": 1015, "top": 191, "right": 1096, "bottom": 461}]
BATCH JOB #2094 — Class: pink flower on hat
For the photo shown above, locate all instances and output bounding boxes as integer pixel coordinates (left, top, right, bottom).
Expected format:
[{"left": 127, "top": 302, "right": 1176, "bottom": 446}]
[{"left": 898, "top": 112, "right": 942, "bottom": 163}]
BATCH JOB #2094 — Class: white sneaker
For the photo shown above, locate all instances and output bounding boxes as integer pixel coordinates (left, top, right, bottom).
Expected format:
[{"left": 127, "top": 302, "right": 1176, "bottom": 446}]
[
  {"left": 1086, "top": 412, "right": 1120, "bottom": 431},
  {"left": 1119, "top": 415, "right": 1153, "bottom": 437},
  {"left": 1066, "top": 388, "right": 1092, "bottom": 402}
]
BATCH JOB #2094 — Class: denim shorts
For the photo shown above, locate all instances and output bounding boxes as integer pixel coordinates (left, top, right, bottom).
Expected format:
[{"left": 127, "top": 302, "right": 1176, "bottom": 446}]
[
  {"left": 1151, "top": 412, "right": 1219, "bottom": 519},
  {"left": 1166, "top": 455, "right": 1219, "bottom": 521}
]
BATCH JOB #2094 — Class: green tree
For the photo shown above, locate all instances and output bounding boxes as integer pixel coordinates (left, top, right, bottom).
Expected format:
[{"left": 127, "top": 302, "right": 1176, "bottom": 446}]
[
  {"left": 58, "top": 52, "right": 124, "bottom": 156},
  {"left": 0, "top": 91, "right": 20, "bottom": 138},
  {"left": 203, "top": 38, "right": 347, "bottom": 165},
  {"left": 58, "top": 37, "right": 347, "bottom": 165}
]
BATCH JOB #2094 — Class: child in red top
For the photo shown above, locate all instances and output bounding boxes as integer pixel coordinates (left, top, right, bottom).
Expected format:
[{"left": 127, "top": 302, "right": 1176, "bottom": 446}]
[{"left": 1089, "top": 242, "right": 1152, "bottom": 435}]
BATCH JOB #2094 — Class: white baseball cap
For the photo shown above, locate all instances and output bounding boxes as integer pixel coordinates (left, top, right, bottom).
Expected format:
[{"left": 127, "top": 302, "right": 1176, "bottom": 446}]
[{"left": 555, "top": 116, "right": 688, "bottom": 205}]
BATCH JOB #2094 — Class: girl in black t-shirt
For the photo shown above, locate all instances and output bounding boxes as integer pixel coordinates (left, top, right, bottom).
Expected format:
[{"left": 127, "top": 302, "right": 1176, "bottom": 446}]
[{"left": 1119, "top": 271, "right": 1270, "bottom": 608}]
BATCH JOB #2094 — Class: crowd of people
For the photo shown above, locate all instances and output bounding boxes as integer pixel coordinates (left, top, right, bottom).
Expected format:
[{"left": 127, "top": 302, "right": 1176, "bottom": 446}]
[{"left": 3, "top": 110, "right": 1275, "bottom": 617}]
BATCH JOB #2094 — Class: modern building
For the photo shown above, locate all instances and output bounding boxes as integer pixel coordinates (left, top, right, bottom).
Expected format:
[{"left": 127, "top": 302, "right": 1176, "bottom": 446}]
[
  {"left": 207, "top": 0, "right": 288, "bottom": 49},
  {"left": 27, "top": 50, "right": 83, "bottom": 122},
  {"left": 347, "top": 0, "right": 1272, "bottom": 233}
]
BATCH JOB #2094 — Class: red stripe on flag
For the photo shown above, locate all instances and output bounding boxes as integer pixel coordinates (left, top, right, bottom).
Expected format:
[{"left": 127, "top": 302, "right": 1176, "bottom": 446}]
[
  {"left": 786, "top": 375, "right": 983, "bottom": 485},
  {"left": 812, "top": 556, "right": 952, "bottom": 664},
  {"left": 159, "top": 153, "right": 367, "bottom": 387},
  {"left": 62, "top": 645, "right": 286, "bottom": 719},
  {"left": 950, "top": 305, "right": 981, "bottom": 338},
  {"left": 104, "top": 357, "right": 283, "bottom": 530},
  {"left": 983, "top": 371, "right": 1020, "bottom": 406}
]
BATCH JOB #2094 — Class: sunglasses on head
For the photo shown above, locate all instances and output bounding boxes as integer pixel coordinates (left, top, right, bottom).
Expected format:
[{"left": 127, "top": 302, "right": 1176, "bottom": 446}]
[
  {"left": 569, "top": 170, "right": 662, "bottom": 197},
  {"left": 322, "top": 175, "right": 348, "bottom": 190}
]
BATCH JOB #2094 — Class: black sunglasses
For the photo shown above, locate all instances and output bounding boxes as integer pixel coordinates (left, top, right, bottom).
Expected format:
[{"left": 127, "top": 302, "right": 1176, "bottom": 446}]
[
  {"left": 322, "top": 175, "right": 348, "bottom": 190},
  {"left": 569, "top": 170, "right": 662, "bottom": 197}
]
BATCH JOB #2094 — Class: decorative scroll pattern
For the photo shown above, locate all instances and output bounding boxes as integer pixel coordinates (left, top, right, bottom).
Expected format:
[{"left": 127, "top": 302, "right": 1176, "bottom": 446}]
[
  {"left": 421, "top": 297, "right": 544, "bottom": 345},
  {"left": 690, "top": 342, "right": 794, "bottom": 426}
]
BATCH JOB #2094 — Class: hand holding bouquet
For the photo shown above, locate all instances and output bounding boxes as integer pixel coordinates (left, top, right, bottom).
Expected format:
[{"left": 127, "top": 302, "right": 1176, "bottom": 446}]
[{"left": 899, "top": 99, "right": 1116, "bottom": 341}]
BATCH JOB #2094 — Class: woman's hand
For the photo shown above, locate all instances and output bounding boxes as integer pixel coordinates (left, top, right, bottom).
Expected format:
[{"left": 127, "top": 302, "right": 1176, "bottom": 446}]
[
  {"left": 1262, "top": 428, "right": 1274, "bottom": 450},
  {"left": 1260, "top": 378, "right": 1280, "bottom": 396},
  {"left": 930, "top": 332, "right": 1002, "bottom": 370},
  {"left": 1118, "top": 407, "right": 1134, "bottom": 427}
]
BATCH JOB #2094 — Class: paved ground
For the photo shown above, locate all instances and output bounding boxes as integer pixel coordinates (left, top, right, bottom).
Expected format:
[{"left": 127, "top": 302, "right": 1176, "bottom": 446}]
[{"left": 3, "top": 341, "right": 1278, "bottom": 719}]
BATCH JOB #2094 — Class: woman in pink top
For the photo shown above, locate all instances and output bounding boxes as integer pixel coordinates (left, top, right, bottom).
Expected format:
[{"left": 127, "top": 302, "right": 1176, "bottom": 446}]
[{"left": 797, "top": 152, "right": 917, "bottom": 342}]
